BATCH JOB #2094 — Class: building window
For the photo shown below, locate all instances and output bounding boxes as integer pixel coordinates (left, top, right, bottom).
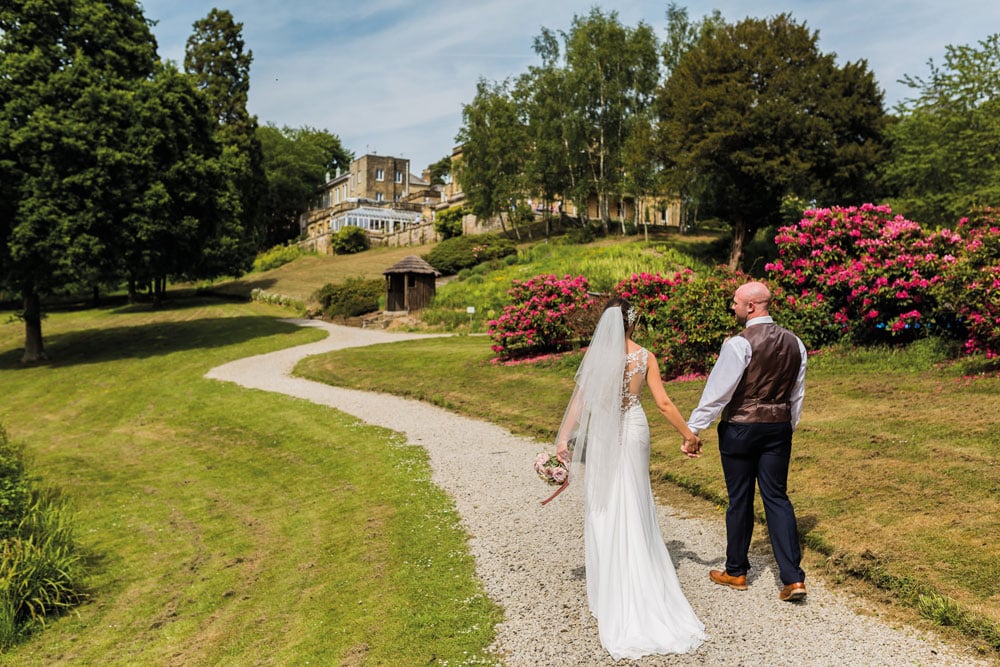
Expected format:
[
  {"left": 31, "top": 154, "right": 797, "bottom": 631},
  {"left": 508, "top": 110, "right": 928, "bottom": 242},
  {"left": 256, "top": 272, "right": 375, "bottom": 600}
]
[
  {"left": 375, "top": 168, "right": 385, "bottom": 181},
  {"left": 375, "top": 192, "right": 384, "bottom": 202},
  {"left": 394, "top": 170, "right": 403, "bottom": 183},
  {"left": 334, "top": 189, "right": 339, "bottom": 204},
  {"left": 394, "top": 194, "right": 401, "bottom": 202}
]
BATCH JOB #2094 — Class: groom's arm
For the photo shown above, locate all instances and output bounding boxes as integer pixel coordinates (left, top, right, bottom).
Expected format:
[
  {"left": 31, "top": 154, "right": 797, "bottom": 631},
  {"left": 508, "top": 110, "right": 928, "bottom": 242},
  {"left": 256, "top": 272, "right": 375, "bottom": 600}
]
[{"left": 687, "top": 337, "right": 751, "bottom": 435}]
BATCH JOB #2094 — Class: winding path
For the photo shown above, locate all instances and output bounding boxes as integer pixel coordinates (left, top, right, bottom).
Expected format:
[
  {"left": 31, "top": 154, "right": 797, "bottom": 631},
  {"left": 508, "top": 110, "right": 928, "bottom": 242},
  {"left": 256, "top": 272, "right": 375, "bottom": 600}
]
[{"left": 206, "top": 319, "right": 987, "bottom": 666}]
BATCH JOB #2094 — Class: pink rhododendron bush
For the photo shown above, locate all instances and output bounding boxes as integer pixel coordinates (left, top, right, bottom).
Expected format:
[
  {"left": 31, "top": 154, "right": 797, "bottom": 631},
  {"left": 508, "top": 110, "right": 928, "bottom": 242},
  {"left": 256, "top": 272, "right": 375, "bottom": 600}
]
[
  {"left": 487, "top": 274, "right": 596, "bottom": 360},
  {"left": 489, "top": 204, "right": 998, "bottom": 372},
  {"left": 766, "top": 204, "right": 999, "bottom": 357}
]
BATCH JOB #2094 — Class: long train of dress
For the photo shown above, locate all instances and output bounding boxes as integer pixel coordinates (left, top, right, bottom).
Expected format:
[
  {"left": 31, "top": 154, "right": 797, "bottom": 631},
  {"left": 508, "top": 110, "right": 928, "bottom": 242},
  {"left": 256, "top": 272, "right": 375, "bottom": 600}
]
[{"left": 585, "top": 404, "right": 707, "bottom": 660}]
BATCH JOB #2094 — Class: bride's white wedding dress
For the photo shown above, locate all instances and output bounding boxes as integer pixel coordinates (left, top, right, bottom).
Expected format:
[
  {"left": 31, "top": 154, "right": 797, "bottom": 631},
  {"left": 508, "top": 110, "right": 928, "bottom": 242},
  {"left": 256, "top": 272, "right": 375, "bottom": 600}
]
[{"left": 585, "top": 347, "right": 706, "bottom": 659}]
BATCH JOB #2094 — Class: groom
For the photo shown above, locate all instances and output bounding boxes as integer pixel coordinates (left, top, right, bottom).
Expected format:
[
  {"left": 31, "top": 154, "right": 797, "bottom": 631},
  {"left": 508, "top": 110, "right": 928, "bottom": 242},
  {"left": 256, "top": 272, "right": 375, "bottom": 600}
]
[{"left": 682, "top": 281, "right": 808, "bottom": 602}]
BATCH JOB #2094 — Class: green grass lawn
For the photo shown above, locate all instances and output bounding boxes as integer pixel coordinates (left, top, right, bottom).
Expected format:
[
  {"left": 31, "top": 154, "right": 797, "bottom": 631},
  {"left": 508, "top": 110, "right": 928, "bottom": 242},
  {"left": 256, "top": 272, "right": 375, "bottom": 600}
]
[
  {"left": 0, "top": 299, "right": 499, "bottom": 665},
  {"left": 296, "top": 335, "right": 1000, "bottom": 656},
  {"left": 203, "top": 244, "right": 441, "bottom": 303}
]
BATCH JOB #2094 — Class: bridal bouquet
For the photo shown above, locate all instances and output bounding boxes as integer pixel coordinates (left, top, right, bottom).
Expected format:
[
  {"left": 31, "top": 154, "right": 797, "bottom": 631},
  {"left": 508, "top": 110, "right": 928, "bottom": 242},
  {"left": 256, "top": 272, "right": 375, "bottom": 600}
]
[
  {"left": 535, "top": 452, "right": 571, "bottom": 506},
  {"left": 534, "top": 452, "right": 569, "bottom": 485}
]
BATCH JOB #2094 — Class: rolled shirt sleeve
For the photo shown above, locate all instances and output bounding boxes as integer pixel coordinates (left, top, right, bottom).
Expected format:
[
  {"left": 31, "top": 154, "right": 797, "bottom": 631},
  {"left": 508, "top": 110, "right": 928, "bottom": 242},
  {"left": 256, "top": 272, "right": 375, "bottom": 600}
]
[{"left": 687, "top": 335, "right": 751, "bottom": 434}]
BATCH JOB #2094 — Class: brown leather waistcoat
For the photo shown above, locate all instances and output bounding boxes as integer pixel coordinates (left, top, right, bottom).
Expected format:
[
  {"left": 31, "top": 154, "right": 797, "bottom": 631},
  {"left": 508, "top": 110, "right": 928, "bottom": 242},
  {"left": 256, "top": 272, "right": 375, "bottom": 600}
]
[{"left": 721, "top": 323, "right": 801, "bottom": 424}]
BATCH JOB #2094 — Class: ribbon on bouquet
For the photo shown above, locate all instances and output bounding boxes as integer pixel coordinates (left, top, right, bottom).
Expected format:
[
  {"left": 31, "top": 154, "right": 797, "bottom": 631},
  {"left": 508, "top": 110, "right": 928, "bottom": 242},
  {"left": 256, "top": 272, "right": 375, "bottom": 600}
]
[{"left": 540, "top": 478, "right": 569, "bottom": 505}]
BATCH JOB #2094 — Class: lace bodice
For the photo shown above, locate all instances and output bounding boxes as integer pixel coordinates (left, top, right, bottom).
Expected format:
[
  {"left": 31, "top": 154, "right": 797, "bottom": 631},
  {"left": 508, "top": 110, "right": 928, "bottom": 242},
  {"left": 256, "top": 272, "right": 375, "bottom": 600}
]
[{"left": 621, "top": 347, "right": 648, "bottom": 412}]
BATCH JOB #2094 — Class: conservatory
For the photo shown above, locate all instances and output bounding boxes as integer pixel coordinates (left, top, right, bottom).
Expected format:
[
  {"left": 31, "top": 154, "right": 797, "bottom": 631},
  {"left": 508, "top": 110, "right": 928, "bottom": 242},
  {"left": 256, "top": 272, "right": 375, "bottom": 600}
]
[{"left": 329, "top": 206, "right": 422, "bottom": 235}]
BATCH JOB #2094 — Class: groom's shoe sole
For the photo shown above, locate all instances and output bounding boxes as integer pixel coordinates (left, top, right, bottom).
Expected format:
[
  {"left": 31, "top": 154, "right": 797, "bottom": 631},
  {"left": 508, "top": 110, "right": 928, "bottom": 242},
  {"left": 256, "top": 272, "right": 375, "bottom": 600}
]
[
  {"left": 709, "top": 569, "right": 748, "bottom": 591},
  {"left": 780, "top": 582, "right": 807, "bottom": 602}
]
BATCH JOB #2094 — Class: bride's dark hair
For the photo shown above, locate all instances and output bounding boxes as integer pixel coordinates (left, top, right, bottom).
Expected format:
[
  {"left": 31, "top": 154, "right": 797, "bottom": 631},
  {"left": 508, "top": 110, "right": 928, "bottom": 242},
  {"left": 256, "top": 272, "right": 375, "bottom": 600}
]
[{"left": 602, "top": 297, "right": 637, "bottom": 331}]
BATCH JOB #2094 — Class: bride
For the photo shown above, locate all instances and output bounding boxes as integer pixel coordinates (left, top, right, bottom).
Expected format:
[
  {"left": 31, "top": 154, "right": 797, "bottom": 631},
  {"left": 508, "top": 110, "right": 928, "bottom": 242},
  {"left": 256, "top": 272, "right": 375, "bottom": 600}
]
[{"left": 555, "top": 297, "right": 707, "bottom": 659}]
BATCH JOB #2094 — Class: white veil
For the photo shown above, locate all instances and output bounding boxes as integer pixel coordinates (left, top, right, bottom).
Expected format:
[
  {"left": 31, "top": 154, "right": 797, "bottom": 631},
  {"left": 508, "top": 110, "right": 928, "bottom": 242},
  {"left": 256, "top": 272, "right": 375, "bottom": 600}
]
[{"left": 554, "top": 306, "right": 626, "bottom": 510}]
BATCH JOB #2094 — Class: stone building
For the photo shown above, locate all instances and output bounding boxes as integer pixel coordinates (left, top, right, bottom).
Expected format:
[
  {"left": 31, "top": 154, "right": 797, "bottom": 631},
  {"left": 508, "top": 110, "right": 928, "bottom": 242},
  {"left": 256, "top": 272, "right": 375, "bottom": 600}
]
[{"left": 299, "top": 154, "right": 445, "bottom": 254}]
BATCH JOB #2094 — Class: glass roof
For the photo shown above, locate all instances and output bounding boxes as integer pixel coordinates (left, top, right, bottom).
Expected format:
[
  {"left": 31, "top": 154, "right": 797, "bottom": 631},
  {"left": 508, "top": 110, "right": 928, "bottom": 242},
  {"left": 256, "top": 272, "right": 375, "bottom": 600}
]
[{"left": 332, "top": 206, "right": 421, "bottom": 223}]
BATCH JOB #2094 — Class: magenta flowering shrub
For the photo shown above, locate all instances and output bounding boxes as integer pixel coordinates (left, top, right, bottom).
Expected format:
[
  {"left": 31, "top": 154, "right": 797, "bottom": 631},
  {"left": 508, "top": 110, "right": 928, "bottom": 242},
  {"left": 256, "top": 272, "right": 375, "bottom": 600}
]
[
  {"left": 614, "top": 268, "right": 766, "bottom": 378},
  {"left": 766, "top": 204, "right": 963, "bottom": 344},
  {"left": 487, "top": 274, "right": 596, "bottom": 359},
  {"left": 613, "top": 270, "right": 690, "bottom": 332},
  {"left": 935, "top": 208, "right": 1000, "bottom": 357}
]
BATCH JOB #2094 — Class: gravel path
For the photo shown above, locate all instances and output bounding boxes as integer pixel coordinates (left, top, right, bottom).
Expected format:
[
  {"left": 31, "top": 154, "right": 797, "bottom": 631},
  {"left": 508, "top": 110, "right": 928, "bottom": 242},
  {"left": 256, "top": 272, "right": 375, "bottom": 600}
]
[{"left": 206, "top": 319, "right": 988, "bottom": 666}]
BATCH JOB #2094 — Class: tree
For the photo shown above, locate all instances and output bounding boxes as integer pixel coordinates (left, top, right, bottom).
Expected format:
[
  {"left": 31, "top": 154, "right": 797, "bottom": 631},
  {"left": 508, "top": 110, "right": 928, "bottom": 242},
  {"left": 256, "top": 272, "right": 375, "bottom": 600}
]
[
  {"left": 562, "top": 9, "right": 659, "bottom": 233},
  {"left": 456, "top": 79, "right": 528, "bottom": 239},
  {"left": 125, "top": 63, "right": 226, "bottom": 303},
  {"left": 661, "top": 3, "right": 724, "bottom": 77},
  {"left": 656, "top": 14, "right": 887, "bottom": 269},
  {"left": 883, "top": 33, "right": 1000, "bottom": 227},
  {"left": 0, "top": 0, "right": 157, "bottom": 361},
  {"left": 258, "top": 124, "right": 352, "bottom": 246},
  {"left": 427, "top": 155, "right": 453, "bottom": 186},
  {"left": 184, "top": 8, "right": 266, "bottom": 270},
  {"left": 520, "top": 31, "right": 585, "bottom": 238}
]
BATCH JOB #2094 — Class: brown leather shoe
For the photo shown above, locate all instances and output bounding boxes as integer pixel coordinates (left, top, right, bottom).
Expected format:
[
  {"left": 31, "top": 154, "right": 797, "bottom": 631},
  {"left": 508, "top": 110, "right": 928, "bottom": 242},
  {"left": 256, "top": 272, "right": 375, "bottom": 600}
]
[
  {"left": 709, "top": 569, "right": 748, "bottom": 590},
  {"left": 779, "top": 582, "right": 807, "bottom": 602}
]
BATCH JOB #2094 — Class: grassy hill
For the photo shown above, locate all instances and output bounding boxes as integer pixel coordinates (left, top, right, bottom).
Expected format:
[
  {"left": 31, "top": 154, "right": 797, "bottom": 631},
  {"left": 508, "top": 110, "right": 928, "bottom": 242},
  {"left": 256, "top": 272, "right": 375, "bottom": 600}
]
[{"left": 204, "top": 243, "right": 441, "bottom": 303}]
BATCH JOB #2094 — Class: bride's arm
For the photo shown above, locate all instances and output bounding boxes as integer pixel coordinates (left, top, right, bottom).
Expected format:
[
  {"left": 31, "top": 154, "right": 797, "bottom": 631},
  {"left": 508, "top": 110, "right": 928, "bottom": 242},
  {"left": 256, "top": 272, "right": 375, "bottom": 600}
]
[
  {"left": 645, "top": 354, "right": 699, "bottom": 445},
  {"left": 555, "top": 392, "right": 582, "bottom": 464}
]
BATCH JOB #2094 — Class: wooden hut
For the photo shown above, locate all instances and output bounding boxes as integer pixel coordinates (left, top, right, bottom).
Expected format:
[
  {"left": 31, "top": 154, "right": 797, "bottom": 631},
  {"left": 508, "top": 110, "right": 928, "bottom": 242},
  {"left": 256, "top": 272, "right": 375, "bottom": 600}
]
[{"left": 383, "top": 255, "right": 440, "bottom": 312}]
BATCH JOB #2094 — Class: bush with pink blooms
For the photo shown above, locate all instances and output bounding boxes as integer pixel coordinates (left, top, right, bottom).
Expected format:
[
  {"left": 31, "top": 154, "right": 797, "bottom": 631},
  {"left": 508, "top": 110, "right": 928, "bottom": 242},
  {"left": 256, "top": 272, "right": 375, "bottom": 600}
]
[
  {"left": 766, "top": 204, "right": 957, "bottom": 344},
  {"left": 933, "top": 207, "right": 1000, "bottom": 358},
  {"left": 487, "top": 274, "right": 596, "bottom": 359},
  {"left": 614, "top": 269, "right": 735, "bottom": 377},
  {"left": 766, "top": 203, "right": 1000, "bottom": 358}
]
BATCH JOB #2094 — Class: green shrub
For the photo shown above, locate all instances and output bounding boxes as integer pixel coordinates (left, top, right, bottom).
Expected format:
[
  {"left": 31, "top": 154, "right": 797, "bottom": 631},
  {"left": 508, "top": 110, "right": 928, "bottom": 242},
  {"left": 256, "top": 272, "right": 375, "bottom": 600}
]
[
  {"left": 423, "top": 234, "right": 516, "bottom": 275},
  {"left": 249, "top": 289, "right": 303, "bottom": 311},
  {"left": 313, "top": 277, "right": 383, "bottom": 318},
  {"left": 0, "top": 427, "right": 86, "bottom": 650},
  {"left": 331, "top": 226, "right": 371, "bottom": 255},
  {"left": 434, "top": 207, "right": 466, "bottom": 239},
  {"left": 0, "top": 428, "right": 29, "bottom": 541},
  {"left": 252, "top": 243, "right": 304, "bottom": 272},
  {"left": 560, "top": 222, "right": 598, "bottom": 245}
]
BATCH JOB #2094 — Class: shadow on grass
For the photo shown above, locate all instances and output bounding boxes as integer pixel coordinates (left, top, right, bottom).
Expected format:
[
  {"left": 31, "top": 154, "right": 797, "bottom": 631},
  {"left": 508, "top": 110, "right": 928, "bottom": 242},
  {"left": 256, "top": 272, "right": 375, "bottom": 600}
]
[{"left": 1, "top": 315, "right": 304, "bottom": 370}]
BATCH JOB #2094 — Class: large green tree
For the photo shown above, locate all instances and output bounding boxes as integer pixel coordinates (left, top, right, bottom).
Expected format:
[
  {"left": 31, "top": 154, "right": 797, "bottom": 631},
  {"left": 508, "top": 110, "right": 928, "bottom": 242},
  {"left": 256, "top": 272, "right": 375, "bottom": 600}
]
[
  {"left": 0, "top": 0, "right": 157, "bottom": 361},
  {"left": 520, "top": 29, "right": 586, "bottom": 235},
  {"left": 562, "top": 9, "right": 659, "bottom": 233},
  {"left": 883, "top": 33, "right": 1000, "bottom": 226},
  {"left": 184, "top": 8, "right": 265, "bottom": 270},
  {"left": 656, "top": 13, "right": 886, "bottom": 269},
  {"left": 456, "top": 79, "right": 528, "bottom": 239},
  {"left": 125, "top": 63, "right": 226, "bottom": 302},
  {"left": 257, "top": 124, "right": 351, "bottom": 246}
]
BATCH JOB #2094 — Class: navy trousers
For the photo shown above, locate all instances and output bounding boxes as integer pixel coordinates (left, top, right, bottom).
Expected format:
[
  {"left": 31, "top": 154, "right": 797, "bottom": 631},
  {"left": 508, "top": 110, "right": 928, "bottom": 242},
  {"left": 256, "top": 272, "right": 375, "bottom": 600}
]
[{"left": 717, "top": 421, "right": 805, "bottom": 585}]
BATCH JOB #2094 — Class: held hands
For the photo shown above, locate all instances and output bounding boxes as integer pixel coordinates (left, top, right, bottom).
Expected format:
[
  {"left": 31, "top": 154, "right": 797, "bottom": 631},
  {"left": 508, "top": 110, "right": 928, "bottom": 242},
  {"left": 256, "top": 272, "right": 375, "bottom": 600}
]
[
  {"left": 556, "top": 442, "right": 571, "bottom": 465},
  {"left": 681, "top": 434, "right": 702, "bottom": 459}
]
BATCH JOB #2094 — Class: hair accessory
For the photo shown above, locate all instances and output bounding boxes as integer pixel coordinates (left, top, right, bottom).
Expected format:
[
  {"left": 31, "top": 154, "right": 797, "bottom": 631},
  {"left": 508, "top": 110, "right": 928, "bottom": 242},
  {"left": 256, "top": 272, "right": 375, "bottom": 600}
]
[{"left": 626, "top": 307, "right": 638, "bottom": 326}]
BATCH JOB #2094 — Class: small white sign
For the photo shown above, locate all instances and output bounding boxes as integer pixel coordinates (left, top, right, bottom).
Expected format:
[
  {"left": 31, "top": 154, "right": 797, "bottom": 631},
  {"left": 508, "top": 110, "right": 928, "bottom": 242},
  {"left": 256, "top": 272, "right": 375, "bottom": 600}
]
[{"left": 466, "top": 306, "right": 476, "bottom": 314}]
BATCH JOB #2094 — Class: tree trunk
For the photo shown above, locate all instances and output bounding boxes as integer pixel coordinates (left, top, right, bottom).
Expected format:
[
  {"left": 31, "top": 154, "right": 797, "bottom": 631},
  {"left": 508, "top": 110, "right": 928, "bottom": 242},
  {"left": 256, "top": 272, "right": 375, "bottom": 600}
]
[
  {"left": 127, "top": 276, "right": 137, "bottom": 304},
  {"left": 21, "top": 290, "right": 47, "bottom": 363},
  {"left": 599, "top": 194, "right": 610, "bottom": 235},
  {"left": 502, "top": 212, "right": 520, "bottom": 241},
  {"left": 728, "top": 221, "right": 748, "bottom": 271},
  {"left": 92, "top": 284, "right": 100, "bottom": 308}
]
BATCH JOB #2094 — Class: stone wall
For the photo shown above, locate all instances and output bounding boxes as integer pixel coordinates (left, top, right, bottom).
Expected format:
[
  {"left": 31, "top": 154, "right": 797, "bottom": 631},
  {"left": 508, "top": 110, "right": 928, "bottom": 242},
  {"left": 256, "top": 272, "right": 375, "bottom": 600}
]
[{"left": 369, "top": 221, "right": 439, "bottom": 248}]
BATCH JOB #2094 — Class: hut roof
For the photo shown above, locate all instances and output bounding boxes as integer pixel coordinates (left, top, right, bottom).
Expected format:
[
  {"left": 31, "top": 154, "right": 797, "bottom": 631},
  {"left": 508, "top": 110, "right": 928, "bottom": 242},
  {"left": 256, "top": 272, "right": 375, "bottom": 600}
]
[{"left": 383, "top": 255, "right": 440, "bottom": 276}]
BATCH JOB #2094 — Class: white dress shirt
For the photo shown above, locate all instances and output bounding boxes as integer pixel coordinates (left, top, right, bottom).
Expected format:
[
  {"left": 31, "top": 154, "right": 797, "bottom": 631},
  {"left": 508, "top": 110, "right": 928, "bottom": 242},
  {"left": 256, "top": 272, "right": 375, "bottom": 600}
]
[{"left": 687, "top": 316, "right": 807, "bottom": 435}]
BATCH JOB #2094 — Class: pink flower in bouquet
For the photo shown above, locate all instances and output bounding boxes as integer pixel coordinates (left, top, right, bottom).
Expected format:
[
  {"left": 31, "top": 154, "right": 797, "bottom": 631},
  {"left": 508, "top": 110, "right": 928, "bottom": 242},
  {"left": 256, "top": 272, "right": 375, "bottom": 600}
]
[{"left": 534, "top": 452, "right": 569, "bottom": 486}]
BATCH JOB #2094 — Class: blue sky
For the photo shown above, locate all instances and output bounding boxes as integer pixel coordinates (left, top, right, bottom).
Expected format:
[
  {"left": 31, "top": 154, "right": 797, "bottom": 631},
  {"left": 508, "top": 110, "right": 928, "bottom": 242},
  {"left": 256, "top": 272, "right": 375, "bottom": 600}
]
[{"left": 140, "top": 0, "right": 1000, "bottom": 173}]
